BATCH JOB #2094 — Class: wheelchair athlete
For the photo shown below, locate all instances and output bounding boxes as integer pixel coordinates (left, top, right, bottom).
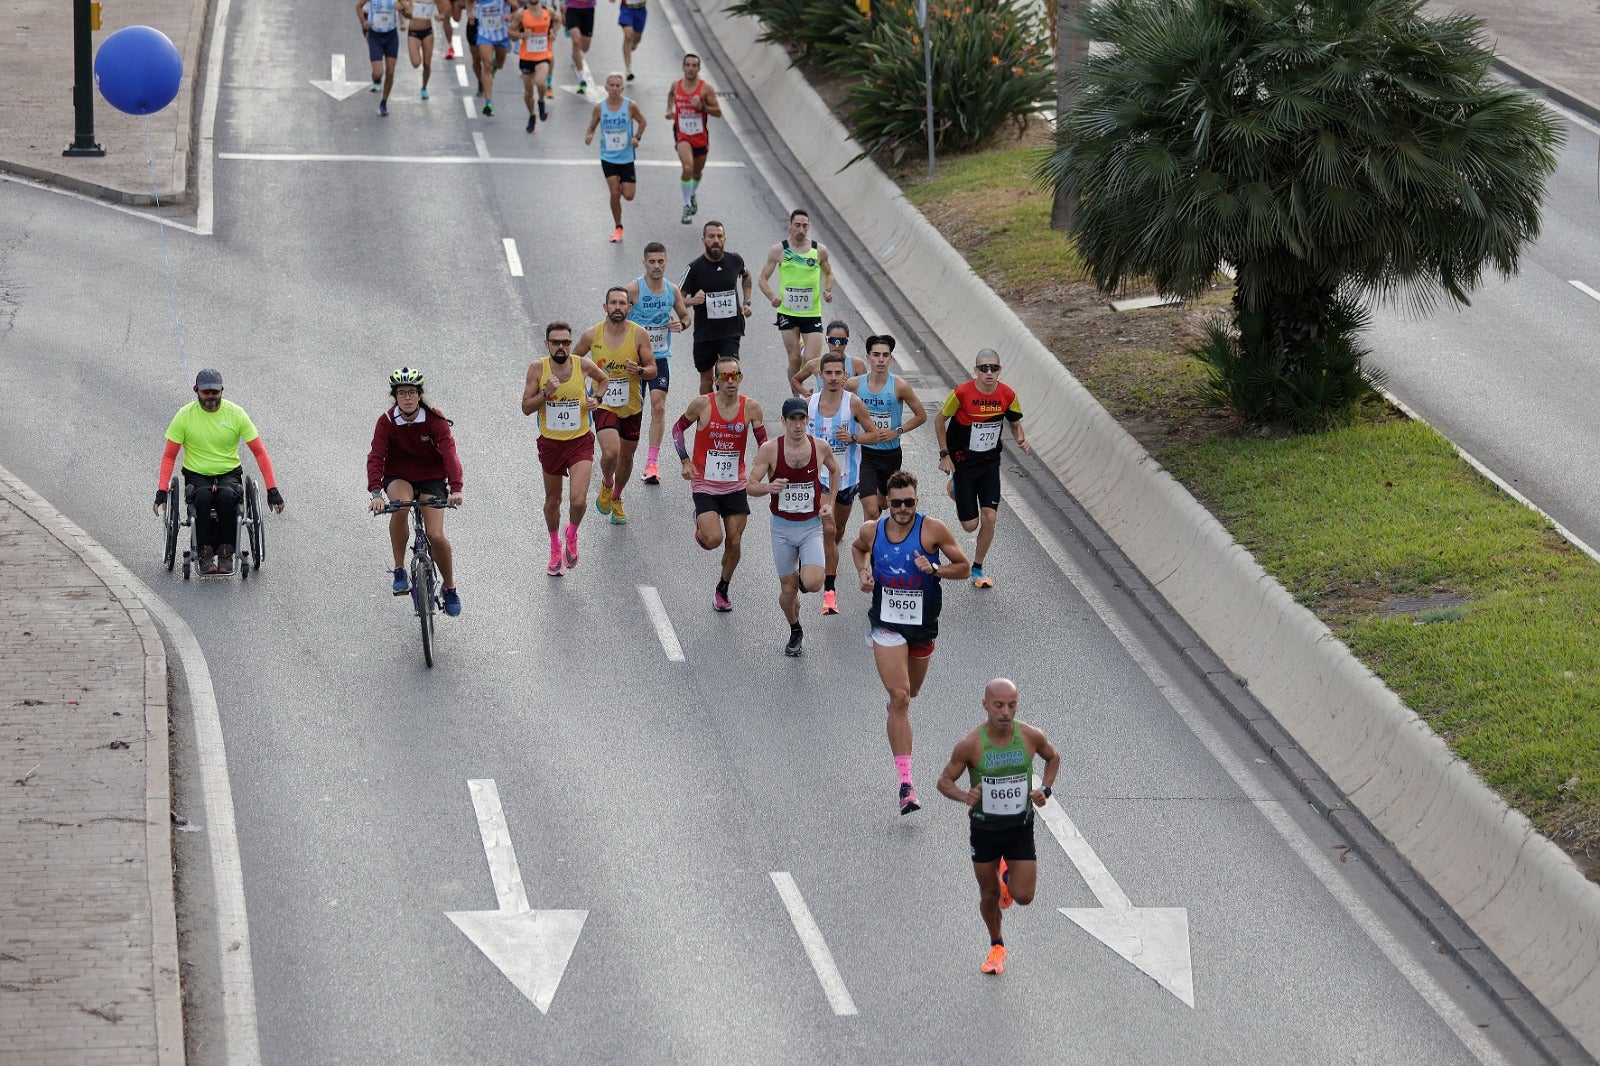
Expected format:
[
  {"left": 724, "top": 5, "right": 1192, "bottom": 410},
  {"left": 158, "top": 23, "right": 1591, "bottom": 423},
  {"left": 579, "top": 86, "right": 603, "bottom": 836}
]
[
  {"left": 366, "top": 367, "right": 465, "bottom": 615},
  {"left": 153, "top": 368, "right": 285, "bottom": 575}
]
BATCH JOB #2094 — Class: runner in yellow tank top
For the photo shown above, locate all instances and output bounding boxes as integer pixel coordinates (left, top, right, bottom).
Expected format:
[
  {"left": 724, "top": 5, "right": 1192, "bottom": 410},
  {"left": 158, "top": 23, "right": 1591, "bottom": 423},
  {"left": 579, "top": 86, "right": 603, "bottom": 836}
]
[
  {"left": 574, "top": 287, "right": 656, "bottom": 524},
  {"left": 523, "top": 321, "right": 610, "bottom": 576}
]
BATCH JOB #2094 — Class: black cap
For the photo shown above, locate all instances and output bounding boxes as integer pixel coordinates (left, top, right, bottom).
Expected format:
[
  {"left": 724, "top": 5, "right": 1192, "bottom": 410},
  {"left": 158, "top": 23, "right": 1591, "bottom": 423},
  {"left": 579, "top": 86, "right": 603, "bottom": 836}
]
[
  {"left": 194, "top": 368, "right": 223, "bottom": 390},
  {"left": 781, "top": 397, "right": 808, "bottom": 419}
]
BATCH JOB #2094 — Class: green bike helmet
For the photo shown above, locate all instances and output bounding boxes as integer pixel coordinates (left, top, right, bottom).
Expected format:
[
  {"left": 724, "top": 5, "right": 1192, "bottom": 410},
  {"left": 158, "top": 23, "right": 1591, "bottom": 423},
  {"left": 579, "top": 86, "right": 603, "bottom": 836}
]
[{"left": 389, "top": 367, "right": 424, "bottom": 392}]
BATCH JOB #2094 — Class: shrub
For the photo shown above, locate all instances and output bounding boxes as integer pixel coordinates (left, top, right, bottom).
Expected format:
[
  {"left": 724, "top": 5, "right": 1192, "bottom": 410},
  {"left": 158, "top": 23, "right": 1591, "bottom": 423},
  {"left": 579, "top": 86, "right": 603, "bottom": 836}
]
[
  {"left": 842, "top": 0, "right": 1052, "bottom": 165},
  {"left": 725, "top": 0, "right": 870, "bottom": 72}
]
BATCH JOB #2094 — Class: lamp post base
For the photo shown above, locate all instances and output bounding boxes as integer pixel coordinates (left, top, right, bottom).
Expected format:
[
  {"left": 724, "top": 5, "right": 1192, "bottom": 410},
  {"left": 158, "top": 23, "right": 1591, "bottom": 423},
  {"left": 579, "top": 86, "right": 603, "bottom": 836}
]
[{"left": 63, "top": 141, "right": 107, "bottom": 157}]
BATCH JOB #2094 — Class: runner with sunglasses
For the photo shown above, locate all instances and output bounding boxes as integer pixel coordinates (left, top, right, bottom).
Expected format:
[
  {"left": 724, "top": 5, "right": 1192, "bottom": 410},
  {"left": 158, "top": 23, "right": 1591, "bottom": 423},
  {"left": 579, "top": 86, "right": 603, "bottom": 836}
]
[
  {"left": 788, "top": 320, "right": 867, "bottom": 397},
  {"left": 851, "top": 470, "right": 970, "bottom": 815},
  {"left": 934, "top": 349, "right": 1028, "bottom": 589},
  {"left": 673, "top": 356, "right": 768, "bottom": 611},
  {"left": 522, "top": 321, "right": 610, "bottom": 576}
]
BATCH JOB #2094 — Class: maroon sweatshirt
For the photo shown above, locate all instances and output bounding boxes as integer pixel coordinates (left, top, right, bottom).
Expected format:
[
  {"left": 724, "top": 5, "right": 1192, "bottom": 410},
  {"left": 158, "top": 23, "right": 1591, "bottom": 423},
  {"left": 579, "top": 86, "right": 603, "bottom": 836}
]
[{"left": 366, "top": 404, "right": 464, "bottom": 493}]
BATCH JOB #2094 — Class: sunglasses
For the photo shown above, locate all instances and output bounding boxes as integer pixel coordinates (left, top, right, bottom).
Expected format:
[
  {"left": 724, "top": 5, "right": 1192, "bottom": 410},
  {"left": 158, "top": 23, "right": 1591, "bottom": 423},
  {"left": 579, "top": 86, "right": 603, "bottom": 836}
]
[
  {"left": 826, "top": 337, "right": 849, "bottom": 346},
  {"left": 716, "top": 371, "right": 744, "bottom": 382},
  {"left": 887, "top": 498, "right": 917, "bottom": 509},
  {"left": 976, "top": 363, "right": 1001, "bottom": 372},
  {"left": 549, "top": 339, "right": 572, "bottom": 347}
]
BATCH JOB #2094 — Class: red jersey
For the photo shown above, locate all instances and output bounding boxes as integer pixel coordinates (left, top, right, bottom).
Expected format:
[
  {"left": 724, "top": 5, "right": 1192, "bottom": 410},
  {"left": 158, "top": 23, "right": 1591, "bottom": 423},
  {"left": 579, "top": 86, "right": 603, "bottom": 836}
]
[
  {"left": 939, "top": 380, "right": 1021, "bottom": 464},
  {"left": 770, "top": 435, "right": 823, "bottom": 520},
  {"left": 692, "top": 395, "right": 750, "bottom": 495},
  {"left": 672, "top": 78, "right": 709, "bottom": 148},
  {"left": 366, "top": 404, "right": 464, "bottom": 492}
]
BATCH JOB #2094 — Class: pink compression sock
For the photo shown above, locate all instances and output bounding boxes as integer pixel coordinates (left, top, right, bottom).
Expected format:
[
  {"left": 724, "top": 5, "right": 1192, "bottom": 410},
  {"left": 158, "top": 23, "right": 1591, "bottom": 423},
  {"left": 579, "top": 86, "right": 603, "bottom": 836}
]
[
  {"left": 549, "top": 530, "right": 560, "bottom": 550},
  {"left": 647, "top": 445, "right": 661, "bottom": 465},
  {"left": 894, "top": 755, "right": 913, "bottom": 786}
]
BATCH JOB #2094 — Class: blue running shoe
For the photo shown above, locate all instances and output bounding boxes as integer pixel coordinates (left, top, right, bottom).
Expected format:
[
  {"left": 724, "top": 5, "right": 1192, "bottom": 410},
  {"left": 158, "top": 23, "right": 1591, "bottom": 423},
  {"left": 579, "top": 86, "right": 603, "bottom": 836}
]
[
  {"left": 392, "top": 567, "right": 410, "bottom": 595},
  {"left": 442, "top": 587, "right": 462, "bottom": 616}
]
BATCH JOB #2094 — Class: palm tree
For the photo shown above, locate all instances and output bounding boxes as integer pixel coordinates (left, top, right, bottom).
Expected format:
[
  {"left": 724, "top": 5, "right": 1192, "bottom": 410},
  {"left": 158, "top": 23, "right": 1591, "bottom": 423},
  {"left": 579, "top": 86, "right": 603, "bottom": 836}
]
[
  {"left": 1037, "top": 0, "right": 1562, "bottom": 402},
  {"left": 1048, "top": 0, "right": 1088, "bottom": 230}
]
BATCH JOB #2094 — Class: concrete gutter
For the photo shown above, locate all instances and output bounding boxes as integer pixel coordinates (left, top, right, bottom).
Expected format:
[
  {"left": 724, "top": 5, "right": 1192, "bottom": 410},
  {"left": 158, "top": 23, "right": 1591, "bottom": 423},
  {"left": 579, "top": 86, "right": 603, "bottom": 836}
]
[{"left": 695, "top": 3, "right": 1600, "bottom": 1054}]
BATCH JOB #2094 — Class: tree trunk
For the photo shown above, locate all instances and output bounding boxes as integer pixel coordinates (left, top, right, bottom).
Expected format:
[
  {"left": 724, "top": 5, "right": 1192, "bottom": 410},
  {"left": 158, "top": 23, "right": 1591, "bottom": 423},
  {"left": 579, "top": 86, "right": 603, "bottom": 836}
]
[{"left": 1049, "top": 0, "right": 1088, "bottom": 231}]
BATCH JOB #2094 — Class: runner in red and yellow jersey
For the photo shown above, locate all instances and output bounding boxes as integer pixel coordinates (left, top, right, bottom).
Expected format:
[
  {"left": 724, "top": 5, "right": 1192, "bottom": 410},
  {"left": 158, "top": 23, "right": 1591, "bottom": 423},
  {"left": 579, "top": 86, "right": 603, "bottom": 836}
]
[
  {"left": 933, "top": 349, "right": 1028, "bottom": 588},
  {"left": 573, "top": 287, "right": 656, "bottom": 526},
  {"left": 666, "top": 53, "right": 722, "bottom": 226},
  {"left": 673, "top": 355, "right": 768, "bottom": 612},
  {"left": 510, "top": 0, "right": 560, "bottom": 132}
]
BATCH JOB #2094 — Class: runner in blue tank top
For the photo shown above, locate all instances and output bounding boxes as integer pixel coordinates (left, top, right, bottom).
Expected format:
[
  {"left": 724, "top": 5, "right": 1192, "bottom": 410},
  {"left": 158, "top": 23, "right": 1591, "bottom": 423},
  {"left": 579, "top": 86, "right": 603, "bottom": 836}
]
[
  {"left": 472, "top": 0, "right": 512, "bottom": 115},
  {"left": 851, "top": 469, "right": 970, "bottom": 816},
  {"left": 853, "top": 333, "right": 928, "bottom": 522},
  {"left": 807, "top": 349, "right": 882, "bottom": 616},
  {"left": 626, "top": 242, "right": 692, "bottom": 483},
  {"left": 585, "top": 73, "right": 648, "bottom": 242}
]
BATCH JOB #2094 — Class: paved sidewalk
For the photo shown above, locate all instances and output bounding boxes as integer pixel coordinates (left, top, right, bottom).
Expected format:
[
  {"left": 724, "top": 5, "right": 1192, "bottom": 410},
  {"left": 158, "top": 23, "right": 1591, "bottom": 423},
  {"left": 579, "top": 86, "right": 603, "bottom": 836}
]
[
  {"left": 1, "top": 0, "right": 207, "bottom": 204},
  {"left": 0, "top": 469, "right": 181, "bottom": 1066},
  {"left": 1438, "top": 0, "right": 1600, "bottom": 116}
]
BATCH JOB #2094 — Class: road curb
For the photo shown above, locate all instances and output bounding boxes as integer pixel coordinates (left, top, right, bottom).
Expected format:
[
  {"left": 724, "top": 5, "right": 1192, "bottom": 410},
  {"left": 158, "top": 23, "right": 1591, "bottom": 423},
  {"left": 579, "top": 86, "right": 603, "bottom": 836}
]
[
  {"left": 692, "top": 5, "right": 1600, "bottom": 1056},
  {"left": 0, "top": 462, "right": 185, "bottom": 1066},
  {"left": 1493, "top": 56, "right": 1600, "bottom": 126}
]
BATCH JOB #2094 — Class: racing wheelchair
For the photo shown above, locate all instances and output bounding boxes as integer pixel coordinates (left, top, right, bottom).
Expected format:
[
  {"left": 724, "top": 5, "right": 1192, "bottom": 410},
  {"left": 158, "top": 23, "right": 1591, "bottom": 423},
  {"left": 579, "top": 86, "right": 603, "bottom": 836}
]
[{"left": 162, "top": 472, "right": 266, "bottom": 580}]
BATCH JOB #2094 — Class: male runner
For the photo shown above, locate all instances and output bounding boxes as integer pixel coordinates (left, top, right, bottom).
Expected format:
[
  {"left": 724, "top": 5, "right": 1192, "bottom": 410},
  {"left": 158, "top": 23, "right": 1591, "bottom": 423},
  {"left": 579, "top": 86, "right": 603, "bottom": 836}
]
[
  {"left": 789, "top": 319, "right": 867, "bottom": 396},
  {"left": 680, "top": 221, "right": 753, "bottom": 394},
  {"left": 673, "top": 356, "right": 768, "bottom": 611},
  {"left": 667, "top": 54, "right": 722, "bottom": 225},
  {"left": 573, "top": 287, "right": 656, "bottom": 525},
  {"left": 510, "top": 0, "right": 559, "bottom": 131},
  {"left": 585, "top": 74, "right": 647, "bottom": 243},
  {"left": 934, "top": 348, "right": 1028, "bottom": 589},
  {"left": 625, "top": 242, "right": 692, "bottom": 484},
  {"left": 937, "top": 678, "right": 1060, "bottom": 975},
  {"left": 747, "top": 397, "right": 839, "bottom": 657},
  {"left": 808, "top": 349, "right": 881, "bottom": 615},
  {"left": 358, "top": 0, "right": 401, "bottom": 116},
  {"left": 438, "top": 0, "right": 456, "bottom": 59},
  {"left": 611, "top": 0, "right": 647, "bottom": 81},
  {"left": 758, "top": 209, "right": 833, "bottom": 397},
  {"left": 401, "top": 0, "right": 436, "bottom": 99},
  {"left": 154, "top": 369, "right": 286, "bottom": 576},
  {"left": 522, "top": 321, "right": 610, "bottom": 576},
  {"left": 851, "top": 470, "right": 969, "bottom": 814},
  {"left": 853, "top": 333, "right": 926, "bottom": 522},
  {"left": 562, "top": 0, "right": 596, "bottom": 92},
  {"left": 473, "top": 0, "right": 513, "bottom": 115}
]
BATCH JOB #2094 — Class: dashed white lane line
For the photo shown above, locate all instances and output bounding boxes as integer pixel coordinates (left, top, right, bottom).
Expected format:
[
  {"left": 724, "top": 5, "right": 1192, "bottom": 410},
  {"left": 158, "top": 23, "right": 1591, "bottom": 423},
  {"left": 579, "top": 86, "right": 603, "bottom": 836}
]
[
  {"left": 456, "top": 64, "right": 469, "bottom": 88},
  {"left": 463, "top": 96, "right": 476, "bottom": 120},
  {"left": 769, "top": 873, "right": 858, "bottom": 1017},
  {"left": 503, "top": 238, "right": 524, "bottom": 277},
  {"left": 473, "top": 131, "right": 489, "bottom": 159},
  {"left": 1569, "top": 279, "right": 1600, "bottom": 303},
  {"left": 637, "top": 585, "right": 685, "bottom": 662}
]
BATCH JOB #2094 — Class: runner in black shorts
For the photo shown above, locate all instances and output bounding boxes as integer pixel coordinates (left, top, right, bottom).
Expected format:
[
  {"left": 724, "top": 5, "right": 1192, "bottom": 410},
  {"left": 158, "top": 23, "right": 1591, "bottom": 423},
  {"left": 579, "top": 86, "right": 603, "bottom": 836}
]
[
  {"left": 937, "top": 678, "right": 1060, "bottom": 976},
  {"left": 680, "top": 220, "right": 752, "bottom": 394},
  {"left": 935, "top": 349, "right": 1028, "bottom": 589}
]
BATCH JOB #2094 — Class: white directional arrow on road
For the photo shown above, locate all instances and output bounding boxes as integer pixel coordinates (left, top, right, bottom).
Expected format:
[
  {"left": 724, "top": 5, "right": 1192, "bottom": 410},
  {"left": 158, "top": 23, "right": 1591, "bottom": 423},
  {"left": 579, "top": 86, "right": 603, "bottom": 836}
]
[
  {"left": 310, "top": 54, "right": 371, "bottom": 101},
  {"left": 446, "top": 779, "right": 587, "bottom": 1014},
  {"left": 1037, "top": 790, "right": 1195, "bottom": 1008}
]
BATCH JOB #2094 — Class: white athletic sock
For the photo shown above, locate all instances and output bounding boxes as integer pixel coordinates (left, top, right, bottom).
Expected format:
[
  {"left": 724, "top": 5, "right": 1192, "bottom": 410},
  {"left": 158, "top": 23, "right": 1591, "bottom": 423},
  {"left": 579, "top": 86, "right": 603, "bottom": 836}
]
[{"left": 681, "top": 181, "right": 693, "bottom": 206}]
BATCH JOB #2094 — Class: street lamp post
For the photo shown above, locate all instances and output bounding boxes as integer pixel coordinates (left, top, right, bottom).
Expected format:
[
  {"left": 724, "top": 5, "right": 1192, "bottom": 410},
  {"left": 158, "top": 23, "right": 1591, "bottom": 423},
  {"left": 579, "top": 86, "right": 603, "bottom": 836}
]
[
  {"left": 918, "top": 0, "right": 934, "bottom": 177},
  {"left": 65, "top": 0, "right": 106, "bottom": 157}
]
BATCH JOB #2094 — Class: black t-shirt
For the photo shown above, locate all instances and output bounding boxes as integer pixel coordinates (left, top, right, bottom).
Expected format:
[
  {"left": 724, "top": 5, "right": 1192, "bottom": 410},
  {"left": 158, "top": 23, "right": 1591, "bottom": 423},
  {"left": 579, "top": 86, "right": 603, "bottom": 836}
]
[{"left": 680, "top": 253, "right": 748, "bottom": 341}]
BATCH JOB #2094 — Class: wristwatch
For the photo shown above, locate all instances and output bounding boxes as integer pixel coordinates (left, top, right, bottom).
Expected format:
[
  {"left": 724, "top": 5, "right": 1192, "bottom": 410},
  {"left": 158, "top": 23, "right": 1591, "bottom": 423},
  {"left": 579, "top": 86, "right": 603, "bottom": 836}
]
[
  {"left": 371, "top": 489, "right": 384, "bottom": 499},
  {"left": 1040, "top": 786, "right": 1052, "bottom": 799},
  {"left": 938, "top": 449, "right": 949, "bottom": 458}
]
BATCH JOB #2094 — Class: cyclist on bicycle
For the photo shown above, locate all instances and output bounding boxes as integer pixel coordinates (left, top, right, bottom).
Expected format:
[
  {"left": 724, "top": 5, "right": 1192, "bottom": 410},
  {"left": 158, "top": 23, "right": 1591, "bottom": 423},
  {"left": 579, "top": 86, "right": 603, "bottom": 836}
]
[
  {"left": 366, "top": 368, "right": 465, "bottom": 616},
  {"left": 153, "top": 368, "right": 285, "bottom": 576}
]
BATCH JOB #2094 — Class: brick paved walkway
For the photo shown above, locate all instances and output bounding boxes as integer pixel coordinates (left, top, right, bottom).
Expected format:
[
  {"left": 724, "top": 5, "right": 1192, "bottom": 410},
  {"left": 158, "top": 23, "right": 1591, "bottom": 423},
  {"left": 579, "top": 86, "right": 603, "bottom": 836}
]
[{"left": 0, "top": 475, "right": 181, "bottom": 1066}]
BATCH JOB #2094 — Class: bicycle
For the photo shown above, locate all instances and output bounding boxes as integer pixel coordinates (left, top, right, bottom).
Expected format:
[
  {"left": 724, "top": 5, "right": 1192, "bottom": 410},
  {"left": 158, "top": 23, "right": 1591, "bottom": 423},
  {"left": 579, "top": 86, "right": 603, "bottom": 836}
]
[{"left": 378, "top": 498, "right": 450, "bottom": 667}]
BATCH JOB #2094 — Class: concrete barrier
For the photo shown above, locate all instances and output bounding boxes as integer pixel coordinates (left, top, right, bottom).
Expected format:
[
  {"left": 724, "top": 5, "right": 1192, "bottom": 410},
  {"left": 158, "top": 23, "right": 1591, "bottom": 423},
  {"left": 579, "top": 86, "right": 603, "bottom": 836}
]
[{"left": 702, "top": 3, "right": 1600, "bottom": 1051}]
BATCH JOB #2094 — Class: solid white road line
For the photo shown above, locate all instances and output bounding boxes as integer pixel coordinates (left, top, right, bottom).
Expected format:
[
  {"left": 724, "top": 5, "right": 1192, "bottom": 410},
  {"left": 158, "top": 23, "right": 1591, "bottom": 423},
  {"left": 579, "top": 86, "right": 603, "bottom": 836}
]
[
  {"left": 768, "top": 873, "right": 858, "bottom": 1017},
  {"left": 1001, "top": 486, "right": 1509, "bottom": 1066},
  {"left": 1569, "top": 279, "right": 1600, "bottom": 303},
  {"left": 473, "top": 132, "right": 490, "bottom": 159},
  {"left": 503, "top": 238, "right": 524, "bottom": 277},
  {"left": 463, "top": 97, "right": 477, "bottom": 120},
  {"left": 195, "top": 0, "right": 232, "bottom": 236},
  {"left": 456, "top": 65, "right": 469, "bottom": 88},
  {"left": 637, "top": 585, "right": 685, "bottom": 662},
  {"left": 468, "top": 779, "right": 531, "bottom": 913},
  {"left": 217, "top": 152, "right": 745, "bottom": 167},
  {"left": 0, "top": 172, "right": 206, "bottom": 235}
]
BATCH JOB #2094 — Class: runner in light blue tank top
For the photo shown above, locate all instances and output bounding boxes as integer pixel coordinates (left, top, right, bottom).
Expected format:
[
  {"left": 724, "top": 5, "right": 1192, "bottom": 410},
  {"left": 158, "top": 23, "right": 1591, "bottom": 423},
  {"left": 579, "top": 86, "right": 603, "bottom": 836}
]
[
  {"left": 599, "top": 96, "right": 636, "bottom": 164},
  {"left": 587, "top": 74, "right": 646, "bottom": 242},
  {"left": 627, "top": 243, "right": 691, "bottom": 482},
  {"left": 808, "top": 352, "right": 882, "bottom": 613},
  {"left": 858, "top": 372, "right": 902, "bottom": 449}
]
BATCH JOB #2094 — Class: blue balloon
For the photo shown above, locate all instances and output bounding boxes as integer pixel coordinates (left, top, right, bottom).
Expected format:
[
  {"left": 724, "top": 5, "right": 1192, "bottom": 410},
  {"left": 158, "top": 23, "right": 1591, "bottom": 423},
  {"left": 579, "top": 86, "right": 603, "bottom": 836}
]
[{"left": 94, "top": 26, "right": 183, "bottom": 116}]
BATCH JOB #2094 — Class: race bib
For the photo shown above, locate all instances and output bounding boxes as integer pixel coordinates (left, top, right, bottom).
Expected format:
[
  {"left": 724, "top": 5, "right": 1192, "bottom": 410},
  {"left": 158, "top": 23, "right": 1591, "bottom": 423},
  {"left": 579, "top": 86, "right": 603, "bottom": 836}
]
[
  {"left": 369, "top": 0, "right": 398, "bottom": 31},
  {"left": 479, "top": 10, "right": 506, "bottom": 35},
  {"left": 706, "top": 290, "right": 737, "bottom": 319},
  {"left": 646, "top": 323, "right": 670, "bottom": 352},
  {"left": 706, "top": 449, "right": 739, "bottom": 483},
  {"left": 546, "top": 398, "right": 581, "bottom": 431},
  {"left": 602, "top": 376, "right": 628, "bottom": 408},
  {"left": 830, "top": 436, "right": 850, "bottom": 456},
  {"left": 880, "top": 586, "right": 924, "bottom": 626},
  {"left": 413, "top": 0, "right": 437, "bottom": 17},
  {"left": 527, "top": 32, "right": 547, "bottom": 50},
  {"left": 872, "top": 410, "right": 893, "bottom": 432},
  {"left": 777, "top": 481, "right": 814, "bottom": 514},
  {"left": 603, "top": 128, "right": 628, "bottom": 152},
  {"left": 783, "top": 285, "right": 814, "bottom": 314},
  {"left": 678, "top": 111, "right": 703, "bottom": 136},
  {"left": 970, "top": 420, "right": 1002, "bottom": 452},
  {"left": 982, "top": 773, "right": 1028, "bottom": 816}
]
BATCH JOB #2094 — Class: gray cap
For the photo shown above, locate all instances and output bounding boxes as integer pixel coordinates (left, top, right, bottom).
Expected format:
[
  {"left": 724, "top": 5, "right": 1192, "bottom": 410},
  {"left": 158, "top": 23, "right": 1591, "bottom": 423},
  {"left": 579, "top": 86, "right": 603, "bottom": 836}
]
[
  {"left": 193, "top": 368, "right": 224, "bottom": 391},
  {"left": 781, "top": 397, "right": 809, "bottom": 420}
]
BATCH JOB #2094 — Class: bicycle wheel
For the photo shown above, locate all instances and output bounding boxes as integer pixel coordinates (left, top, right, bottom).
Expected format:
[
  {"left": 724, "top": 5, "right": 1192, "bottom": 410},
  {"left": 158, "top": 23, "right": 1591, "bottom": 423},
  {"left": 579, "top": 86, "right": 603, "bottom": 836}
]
[
  {"left": 245, "top": 476, "right": 265, "bottom": 570},
  {"left": 411, "top": 551, "right": 434, "bottom": 668},
  {"left": 163, "top": 475, "right": 181, "bottom": 571}
]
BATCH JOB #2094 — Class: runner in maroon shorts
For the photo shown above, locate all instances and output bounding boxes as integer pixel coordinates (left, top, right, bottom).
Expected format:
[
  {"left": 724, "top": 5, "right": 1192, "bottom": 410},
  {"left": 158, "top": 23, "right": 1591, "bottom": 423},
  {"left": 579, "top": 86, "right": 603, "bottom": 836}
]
[{"left": 522, "top": 321, "right": 609, "bottom": 576}]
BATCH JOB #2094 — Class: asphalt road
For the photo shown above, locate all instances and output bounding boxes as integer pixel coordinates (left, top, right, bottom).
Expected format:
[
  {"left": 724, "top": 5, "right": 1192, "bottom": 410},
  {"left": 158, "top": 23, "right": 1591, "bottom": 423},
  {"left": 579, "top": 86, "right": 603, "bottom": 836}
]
[{"left": 0, "top": 1, "right": 1562, "bottom": 1062}]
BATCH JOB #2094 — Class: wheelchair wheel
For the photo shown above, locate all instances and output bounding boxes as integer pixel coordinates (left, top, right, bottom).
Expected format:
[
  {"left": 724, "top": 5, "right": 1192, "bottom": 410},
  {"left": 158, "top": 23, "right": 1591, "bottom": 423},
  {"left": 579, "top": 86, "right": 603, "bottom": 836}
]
[
  {"left": 244, "top": 476, "right": 265, "bottom": 570},
  {"left": 163, "top": 475, "right": 181, "bottom": 572}
]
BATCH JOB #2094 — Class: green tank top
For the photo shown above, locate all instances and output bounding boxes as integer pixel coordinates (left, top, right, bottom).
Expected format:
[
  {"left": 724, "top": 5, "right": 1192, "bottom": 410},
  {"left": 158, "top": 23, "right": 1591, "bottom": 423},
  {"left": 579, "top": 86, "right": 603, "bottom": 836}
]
[
  {"left": 968, "top": 726, "right": 1033, "bottom": 828},
  {"left": 776, "top": 240, "right": 822, "bottom": 319}
]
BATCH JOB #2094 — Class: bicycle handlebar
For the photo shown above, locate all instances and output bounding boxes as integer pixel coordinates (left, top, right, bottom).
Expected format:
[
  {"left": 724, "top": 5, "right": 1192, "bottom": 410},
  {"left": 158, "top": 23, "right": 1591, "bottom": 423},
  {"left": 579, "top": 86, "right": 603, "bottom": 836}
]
[{"left": 376, "top": 499, "right": 454, "bottom": 515}]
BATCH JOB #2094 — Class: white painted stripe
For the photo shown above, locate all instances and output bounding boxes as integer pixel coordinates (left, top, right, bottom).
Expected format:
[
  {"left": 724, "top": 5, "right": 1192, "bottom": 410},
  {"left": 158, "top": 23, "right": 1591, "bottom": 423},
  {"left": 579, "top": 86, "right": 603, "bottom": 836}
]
[
  {"left": 1569, "top": 279, "right": 1600, "bottom": 303},
  {"left": 456, "top": 64, "right": 469, "bottom": 88},
  {"left": 1035, "top": 795, "right": 1132, "bottom": 911},
  {"left": 453, "top": 33, "right": 464, "bottom": 54},
  {"left": 218, "top": 152, "right": 745, "bottom": 168},
  {"left": 1001, "top": 486, "right": 1510, "bottom": 1066},
  {"left": 466, "top": 779, "right": 530, "bottom": 913},
  {"left": 503, "top": 237, "right": 524, "bottom": 277},
  {"left": 331, "top": 53, "right": 347, "bottom": 83},
  {"left": 0, "top": 172, "right": 206, "bottom": 235},
  {"left": 463, "top": 96, "right": 477, "bottom": 120},
  {"left": 473, "top": 131, "right": 490, "bottom": 159},
  {"left": 637, "top": 585, "right": 685, "bottom": 662},
  {"left": 768, "top": 873, "right": 858, "bottom": 1016},
  {"left": 194, "top": 0, "right": 231, "bottom": 236}
]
